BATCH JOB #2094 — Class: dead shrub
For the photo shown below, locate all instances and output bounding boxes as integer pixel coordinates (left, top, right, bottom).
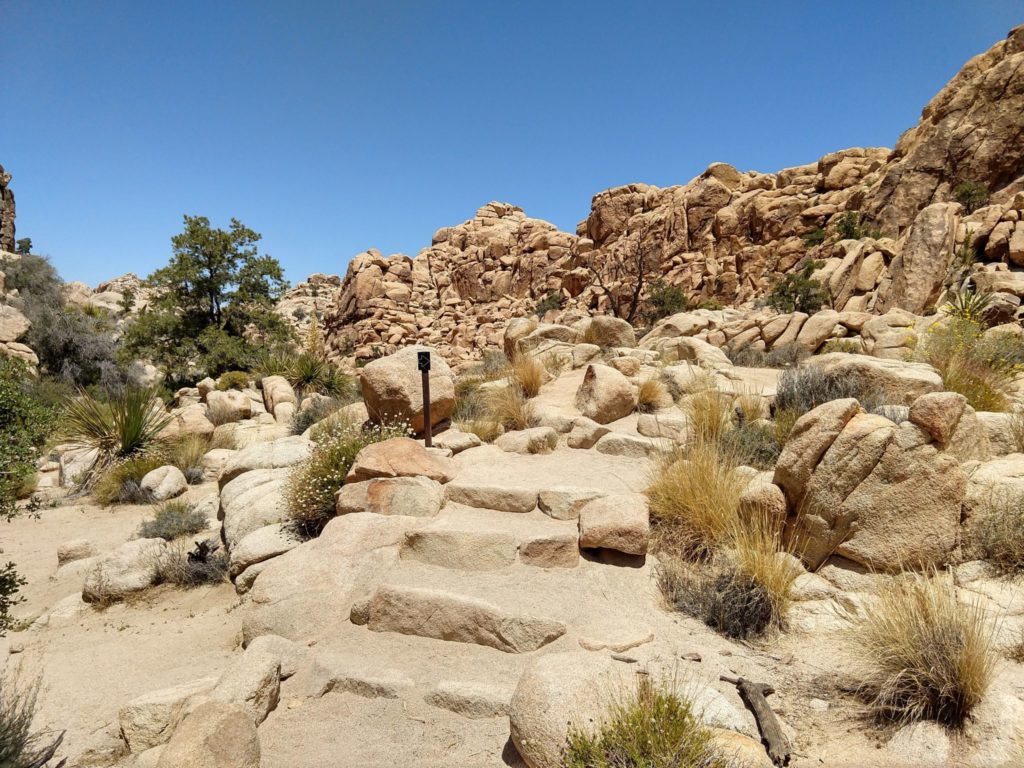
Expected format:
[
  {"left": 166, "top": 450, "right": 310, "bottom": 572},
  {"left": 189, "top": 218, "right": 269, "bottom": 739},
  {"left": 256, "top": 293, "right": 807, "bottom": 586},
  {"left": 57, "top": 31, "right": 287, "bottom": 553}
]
[
  {"left": 0, "top": 667, "right": 66, "bottom": 768},
  {"left": 138, "top": 500, "right": 208, "bottom": 541},
  {"left": 484, "top": 383, "right": 534, "bottom": 431},
  {"left": 682, "top": 389, "right": 733, "bottom": 446},
  {"left": 850, "top": 571, "right": 995, "bottom": 727},
  {"left": 152, "top": 542, "right": 229, "bottom": 588}
]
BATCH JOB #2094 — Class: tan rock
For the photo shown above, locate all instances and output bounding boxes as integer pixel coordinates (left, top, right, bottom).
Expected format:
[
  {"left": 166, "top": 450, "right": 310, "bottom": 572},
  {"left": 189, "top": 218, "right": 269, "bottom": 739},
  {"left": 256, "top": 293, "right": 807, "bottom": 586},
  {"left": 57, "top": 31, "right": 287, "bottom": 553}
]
[
  {"left": 359, "top": 346, "right": 456, "bottom": 433},
  {"left": 577, "top": 494, "right": 649, "bottom": 555},
  {"left": 345, "top": 437, "right": 457, "bottom": 484},
  {"left": 574, "top": 364, "right": 637, "bottom": 424},
  {"left": 155, "top": 701, "right": 260, "bottom": 768},
  {"left": 335, "top": 475, "right": 445, "bottom": 517}
]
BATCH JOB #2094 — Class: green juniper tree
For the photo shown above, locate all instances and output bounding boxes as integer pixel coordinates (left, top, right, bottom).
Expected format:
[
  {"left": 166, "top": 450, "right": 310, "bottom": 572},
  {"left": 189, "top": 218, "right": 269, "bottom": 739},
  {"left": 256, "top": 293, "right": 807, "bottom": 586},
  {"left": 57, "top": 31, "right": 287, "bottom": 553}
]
[{"left": 122, "top": 216, "right": 292, "bottom": 382}]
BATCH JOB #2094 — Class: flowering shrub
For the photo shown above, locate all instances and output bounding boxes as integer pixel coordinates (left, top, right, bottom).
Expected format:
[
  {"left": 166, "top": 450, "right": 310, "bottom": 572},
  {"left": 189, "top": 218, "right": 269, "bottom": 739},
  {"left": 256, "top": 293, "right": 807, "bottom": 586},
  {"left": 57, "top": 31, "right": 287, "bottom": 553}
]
[{"left": 285, "top": 415, "right": 409, "bottom": 535}]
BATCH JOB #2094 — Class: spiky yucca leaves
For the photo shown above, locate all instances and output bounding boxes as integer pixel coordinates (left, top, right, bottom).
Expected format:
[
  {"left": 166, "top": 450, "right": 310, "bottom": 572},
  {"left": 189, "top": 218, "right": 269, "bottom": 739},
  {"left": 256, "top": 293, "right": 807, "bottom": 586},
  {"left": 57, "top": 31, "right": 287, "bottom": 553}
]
[
  {"left": 943, "top": 289, "right": 992, "bottom": 324},
  {"left": 851, "top": 572, "right": 995, "bottom": 727},
  {"left": 63, "top": 387, "right": 172, "bottom": 481}
]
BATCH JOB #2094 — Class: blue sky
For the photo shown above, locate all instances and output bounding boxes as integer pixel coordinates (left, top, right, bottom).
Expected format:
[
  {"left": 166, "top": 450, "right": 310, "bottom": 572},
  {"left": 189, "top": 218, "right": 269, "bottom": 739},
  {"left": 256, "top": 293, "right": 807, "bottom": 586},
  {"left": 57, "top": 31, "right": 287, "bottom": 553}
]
[{"left": 2, "top": 1, "right": 1021, "bottom": 286}]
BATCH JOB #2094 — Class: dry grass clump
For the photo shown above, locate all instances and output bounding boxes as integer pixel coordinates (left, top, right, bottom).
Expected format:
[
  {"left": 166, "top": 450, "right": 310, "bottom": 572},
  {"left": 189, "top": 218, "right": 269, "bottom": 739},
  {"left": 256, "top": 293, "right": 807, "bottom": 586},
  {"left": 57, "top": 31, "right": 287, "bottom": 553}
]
[
  {"left": 485, "top": 383, "right": 535, "bottom": 431},
  {"left": 850, "top": 571, "right": 996, "bottom": 727},
  {"left": 459, "top": 418, "right": 503, "bottom": 443},
  {"left": 92, "top": 452, "right": 165, "bottom": 505},
  {"left": 646, "top": 442, "right": 747, "bottom": 559},
  {"left": 562, "top": 674, "right": 727, "bottom": 768},
  {"left": 968, "top": 491, "right": 1024, "bottom": 575},
  {"left": 636, "top": 378, "right": 672, "bottom": 414},
  {"left": 138, "top": 500, "right": 208, "bottom": 541},
  {"left": 727, "top": 342, "right": 808, "bottom": 369},
  {"left": 285, "top": 415, "right": 409, "bottom": 535},
  {"left": 511, "top": 354, "right": 546, "bottom": 398},
  {"left": 1010, "top": 409, "right": 1024, "bottom": 453},
  {"left": 165, "top": 433, "right": 210, "bottom": 482},
  {"left": 718, "top": 421, "right": 782, "bottom": 471},
  {"left": 0, "top": 667, "right": 66, "bottom": 768},
  {"left": 683, "top": 389, "right": 733, "bottom": 445},
  {"left": 526, "top": 431, "right": 559, "bottom": 454},
  {"left": 658, "top": 523, "right": 798, "bottom": 639}
]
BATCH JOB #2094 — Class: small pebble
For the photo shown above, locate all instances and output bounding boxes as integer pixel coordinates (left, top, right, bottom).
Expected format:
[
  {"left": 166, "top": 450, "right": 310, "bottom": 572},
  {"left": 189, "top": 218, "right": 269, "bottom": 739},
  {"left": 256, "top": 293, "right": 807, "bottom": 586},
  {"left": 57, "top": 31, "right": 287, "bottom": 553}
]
[{"left": 809, "top": 697, "right": 829, "bottom": 712}]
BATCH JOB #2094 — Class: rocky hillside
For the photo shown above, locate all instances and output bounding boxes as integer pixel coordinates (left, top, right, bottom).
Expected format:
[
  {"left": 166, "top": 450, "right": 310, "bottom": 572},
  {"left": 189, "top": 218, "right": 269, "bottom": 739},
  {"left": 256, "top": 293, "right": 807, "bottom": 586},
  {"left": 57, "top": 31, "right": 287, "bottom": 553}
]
[{"left": 322, "top": 26, "right": 1024, "bottom": 365}]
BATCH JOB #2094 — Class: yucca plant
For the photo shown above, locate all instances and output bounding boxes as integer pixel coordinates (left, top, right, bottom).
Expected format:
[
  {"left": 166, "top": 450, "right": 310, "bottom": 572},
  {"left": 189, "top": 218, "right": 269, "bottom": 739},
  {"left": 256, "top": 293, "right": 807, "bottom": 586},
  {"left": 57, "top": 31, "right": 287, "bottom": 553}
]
[
  {"left": 943, "top": 289, "right": 993, "bottom": 324},
  {"left": 63, "top": 387, "right": 172, "bottom": 479}
]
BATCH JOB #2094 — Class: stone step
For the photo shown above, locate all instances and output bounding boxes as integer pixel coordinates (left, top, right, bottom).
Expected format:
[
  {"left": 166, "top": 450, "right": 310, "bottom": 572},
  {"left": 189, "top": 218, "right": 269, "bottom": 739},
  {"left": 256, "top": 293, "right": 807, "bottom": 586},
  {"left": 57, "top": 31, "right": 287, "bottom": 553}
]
[
  {"left": 356, "top": 559, "right": 659, "bottom": 655},
  {"left": 400, "top": 506, "right": 579, "bottom": 571}
]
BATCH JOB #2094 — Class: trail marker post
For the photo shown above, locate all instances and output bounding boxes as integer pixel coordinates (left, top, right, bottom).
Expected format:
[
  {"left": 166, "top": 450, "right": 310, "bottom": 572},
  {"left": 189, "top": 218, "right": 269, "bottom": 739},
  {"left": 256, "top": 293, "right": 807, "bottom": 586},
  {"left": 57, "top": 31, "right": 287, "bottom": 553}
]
[{"left": 418, "top": 351, "right": 432, "bottom": 448}]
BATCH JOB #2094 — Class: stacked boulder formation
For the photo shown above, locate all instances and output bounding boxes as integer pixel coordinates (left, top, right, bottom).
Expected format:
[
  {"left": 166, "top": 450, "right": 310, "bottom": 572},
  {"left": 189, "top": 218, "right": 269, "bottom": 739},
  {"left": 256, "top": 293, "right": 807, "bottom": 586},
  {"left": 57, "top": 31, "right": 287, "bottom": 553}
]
[{"left": 321, "top": 26, "right": 1024, "bottom": 366}]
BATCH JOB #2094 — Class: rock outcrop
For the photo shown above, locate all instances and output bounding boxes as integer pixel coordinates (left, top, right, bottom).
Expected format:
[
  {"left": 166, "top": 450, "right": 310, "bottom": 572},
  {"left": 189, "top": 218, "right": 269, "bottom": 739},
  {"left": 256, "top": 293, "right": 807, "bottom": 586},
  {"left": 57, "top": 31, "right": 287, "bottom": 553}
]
[
  {"left": 0, "top": 164, "right": 14, "bottom": 253},
  {"left": 318, "top": 28, "right": 1024, "bottom": 366}
]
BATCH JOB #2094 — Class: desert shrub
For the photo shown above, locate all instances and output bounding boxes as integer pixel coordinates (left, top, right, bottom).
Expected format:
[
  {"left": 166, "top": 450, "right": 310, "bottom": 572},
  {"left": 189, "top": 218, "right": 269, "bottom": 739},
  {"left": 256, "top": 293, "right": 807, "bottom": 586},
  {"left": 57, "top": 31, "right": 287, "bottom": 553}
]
[
  {"left": 92, "top": 452, "right": 166, "bottom": 505},
  {"left": 954, "top": 237, "right": 978, "bottom": 269},
  {"left": 153, "top": 542, "right": 229, "bottom": 588},
  {"left": 526, "top": 431, "right": 559, "bottom": 454},
  {"left": 851, "top": 572, "right": 995, "bottom": 726},
  {"left": 774, "top": 366, "right": 882, "bottom": 418},
  {"left": 139, "top": 500, "right": 208, "bottom": 541},
  {"left": 719, "top": 421, "right": 782, "bottom": 470},
  {"left": 291, "top": 397, "right": 343, "bottom": 436},
  {"left": 802, "top": 227, "right": 827, "bottom": 246},
  {"left": 835, "top": 211, "right": 882, "bottom": 240},
  {"left": 646, "top": 442, "right": 747, "bottom": 559},
  {"left": 468, "top": 350, "right": 511, "bottom": 381},
  {"left": 968, "top": 491, "right": 1024, "bottom": 575},
  {"left": 512, "top": 355, "right": 546, "bottom": 398},
  {"left": 821, "top": 337, "right": 862, "bottom": 354},
  {"left": 216, "top": 370, "right": 250, "bottom": 391},
  {"left": 766, "top": 260, "right": 828, "bottom": 314},
  {"left": 644, "top": 278, "right": 689, "bottom": 323},
  {"left": 459, "top": 419, "right": 503, "bottom": 443},
  {"left": 943, "top": 289, "right": 993, "bottom": 325},
  {"left": 452, "top": 378, "right": 486, "bottom": 423},
  {"left": 918, "top": 319, "right": 1022, "bottom": 411},
  {"left": 285, "top": 416, "right": 408, "bottom": 534},
  {"left": 636, "top": 378, "right": 671, "bottom": 414},
  {"left": 659, "top": 527, "right": 798, "bottom": 639},
  {"left": 563, "top": 674, "right": 724, "bottom": 768},
  {"left": 0, "top": 359, "right": 55, "bottom": 521},
  {"left": 727, "top": 342, "right": 808, "bottom": 369},
  {"left": 0, "top": 562, "right": 27, "bottom": 637},
  {"left": 533, "top": 290, "right": 565, "bottom": 317},
  {"left": 4, "top": 253, "right": 120, "bottom": 388},
  {"left": 0, "top": 668, "right": 66, "bottom": 767},
  {"left": 63, "top": 387, "right": 172, "bottom": 479},
  {"left": 954, "top": 181, "right": 989, "bottom": 214}
]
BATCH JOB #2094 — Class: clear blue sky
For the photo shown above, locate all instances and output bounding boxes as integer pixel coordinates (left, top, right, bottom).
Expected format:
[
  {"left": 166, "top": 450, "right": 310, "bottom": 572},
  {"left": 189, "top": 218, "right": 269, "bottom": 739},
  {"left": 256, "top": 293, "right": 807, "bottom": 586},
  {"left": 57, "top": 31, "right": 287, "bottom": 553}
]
[{"left": 3, "top": 1, "right": 1021, "bottom": 286}]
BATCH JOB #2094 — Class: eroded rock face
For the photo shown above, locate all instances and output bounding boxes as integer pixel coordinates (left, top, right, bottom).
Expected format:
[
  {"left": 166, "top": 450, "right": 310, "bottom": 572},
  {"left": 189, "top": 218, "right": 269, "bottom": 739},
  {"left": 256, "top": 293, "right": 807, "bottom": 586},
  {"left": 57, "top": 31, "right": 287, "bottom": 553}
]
[
  {"left": 776, "top": 395, "right": 968, "bottom": 572},
  {"left": 0, "top": 164, "right": 15, "bottom": 253}
]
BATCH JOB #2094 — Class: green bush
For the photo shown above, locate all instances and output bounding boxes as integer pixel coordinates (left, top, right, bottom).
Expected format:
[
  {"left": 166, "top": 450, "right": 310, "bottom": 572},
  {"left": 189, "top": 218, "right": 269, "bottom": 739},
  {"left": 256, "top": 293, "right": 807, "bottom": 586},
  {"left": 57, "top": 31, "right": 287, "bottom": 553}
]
[
  {"left": 92, "top": 452, "right": 166, "bottom": 506},
  {"left": 644, "top": 279, "right": 689, "bottom": 323},
  {"left": 765, "top": 260, "right": 828, "bottom": 314},
  {"left": 533, "top": 290, "right": 565, "bottom": 317},
  {"left": 0, "top": 668, "right": 66, "bottom": 767},
  {"left": 3, "top": 254, "right": 120, "bottom": 387},
  {"left": 0, "top": 562, "right": 26, "bottom": 637},
  {"left": 0, "top": 359, "right": 54, "bottom": 521},
  {"left": 835, "top": 211, "right": 882, "bottom": 240},
  {"left": 719, "top": 421, "right": 782, "bottom": 470},
  {"left": 954, "top": 182, "right": 990, "bottom": 214},
  {"left": 563, "top": 675, "right": 725, "bottom": 768},
  {"left": 802, "top": 227, "right": 827, "bottom": 246},
  {"left": 918, "top": 319, "right": 1023, "bottom": 411},
  {"left": 216, "top": 371, "right": 250, "bottom": 391},
  {"left": 285, "top": 416, "right": 408, "bottom": 535},
  {"left": 285, "top": 352, "right": 357, "bottom": 400},
  {"left": 943, "top": 289, "right": 993, "bottom": 325},
  {"left": 291, "top": 397, "right": 343, "bottom": 436},
  {"left": 139, "top": 500, "right": 208, "bottom": 541}
]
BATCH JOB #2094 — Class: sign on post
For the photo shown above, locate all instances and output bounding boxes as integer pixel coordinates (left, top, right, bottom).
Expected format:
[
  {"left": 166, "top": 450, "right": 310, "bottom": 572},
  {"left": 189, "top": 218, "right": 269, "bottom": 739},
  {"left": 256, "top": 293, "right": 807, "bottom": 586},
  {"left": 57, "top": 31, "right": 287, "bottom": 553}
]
[{"left": 418, "top": 351, "right": 432, "bottom": 447}]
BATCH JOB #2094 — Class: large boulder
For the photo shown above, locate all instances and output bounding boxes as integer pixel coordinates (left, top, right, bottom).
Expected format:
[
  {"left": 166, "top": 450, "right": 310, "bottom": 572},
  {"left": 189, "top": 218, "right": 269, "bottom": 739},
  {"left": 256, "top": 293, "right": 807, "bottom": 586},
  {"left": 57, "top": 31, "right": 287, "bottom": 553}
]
[
  {"left": 218, "top": 436, "right": 313, "bottom": 487},
  {"left": 777, "top": 400, "right": 967, "bottom": 571},
  {"left": 209, "top": 649, "right": 281, "bottom": 725},
  {"left": 0, "top": 304, "right": 30, "bottom": 342},
  {"left": 206, "top": 390, "right": 252, "bottom": 424},
  {"left": 119, "top": 677, "right": 217, "bottom": 752},
  {"left": 359, "top": 346, "right": 455, "bottom": 434},
  {"left": 218, "top": 468, "right": 291, "bottom": 550},
  {"left": 344, "top": 437, "right": 457, "bottom": 484},
  {"left": 260, "top": 375, "right": 297, "bottom": 417},
  {"left": 335, "top": 476, "right": 446, "bottom": 517},
  {"left": 83, "top": 538, "right": 167, "bottom": 603},
  {"left": 509, "top": 652, "right": 628, "bottom": 768},
  {"left": 804, "top": 353, "right": 943, "bottom": 406},
  {"left": 155, "top": 701, "right": 260, "bottom": 768},
  {"left": 581, "top": 316, "right": 636, "bottom": 348},
  {"left": 878, "top": 203, "right": 958, "bottom": 314},
  {"left": 578, "top": 494, "right": 649, "bottom": 555},
  {"left": 574, "top": 364, "right": 636, "bottom": 424},
  {"left": 140, "top": 465, "right": 187, "bottom": 501}
]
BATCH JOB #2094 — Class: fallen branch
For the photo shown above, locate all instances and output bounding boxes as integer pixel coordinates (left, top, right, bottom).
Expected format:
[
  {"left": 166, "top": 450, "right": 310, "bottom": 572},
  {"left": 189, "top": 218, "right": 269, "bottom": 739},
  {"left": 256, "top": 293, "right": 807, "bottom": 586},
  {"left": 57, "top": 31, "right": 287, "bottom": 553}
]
[{"left": 720, "top": 675, "right": 791, "bottom": 767}]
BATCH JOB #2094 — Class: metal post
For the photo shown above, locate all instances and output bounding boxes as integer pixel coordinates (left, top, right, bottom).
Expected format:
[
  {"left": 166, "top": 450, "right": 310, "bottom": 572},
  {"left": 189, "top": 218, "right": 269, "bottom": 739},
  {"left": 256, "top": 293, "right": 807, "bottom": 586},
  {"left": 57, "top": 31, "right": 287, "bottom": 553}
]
[{"left": 418, "top": 351, "right": 432, "bottom": 448}]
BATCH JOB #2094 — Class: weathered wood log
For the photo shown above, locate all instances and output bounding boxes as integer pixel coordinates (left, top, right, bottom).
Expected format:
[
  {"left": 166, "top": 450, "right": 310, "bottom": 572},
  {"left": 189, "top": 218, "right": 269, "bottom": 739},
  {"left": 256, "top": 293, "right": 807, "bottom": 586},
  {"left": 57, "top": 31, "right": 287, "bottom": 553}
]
[{"left": 720, "top": 675, "right": 791, "bottom": 767}]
